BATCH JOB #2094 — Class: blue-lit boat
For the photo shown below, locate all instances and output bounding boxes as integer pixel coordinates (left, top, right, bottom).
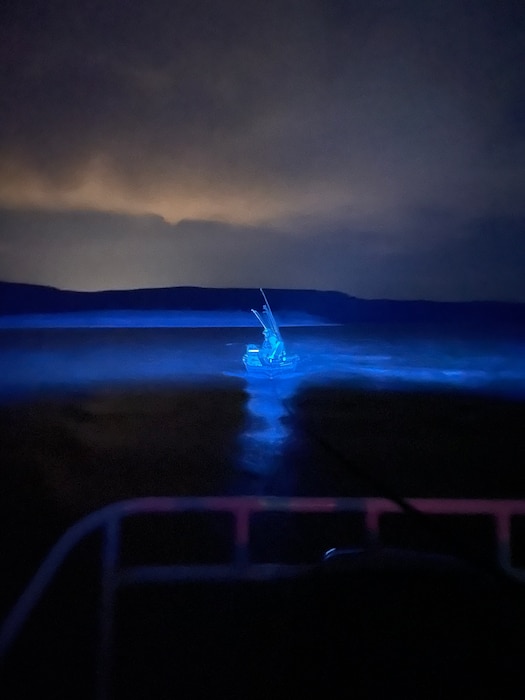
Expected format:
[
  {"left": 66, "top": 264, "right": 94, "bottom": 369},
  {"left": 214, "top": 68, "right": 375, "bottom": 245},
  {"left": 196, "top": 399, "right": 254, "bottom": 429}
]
[{"left": 243, "top": 289, "right": 299, "bottom": 376}]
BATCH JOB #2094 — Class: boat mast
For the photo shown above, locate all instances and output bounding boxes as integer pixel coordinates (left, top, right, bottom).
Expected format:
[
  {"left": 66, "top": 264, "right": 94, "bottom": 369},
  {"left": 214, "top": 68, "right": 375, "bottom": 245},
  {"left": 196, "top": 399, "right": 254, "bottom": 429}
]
[{"left": 259, "top": 288, "right": 283, "bottom": 340}]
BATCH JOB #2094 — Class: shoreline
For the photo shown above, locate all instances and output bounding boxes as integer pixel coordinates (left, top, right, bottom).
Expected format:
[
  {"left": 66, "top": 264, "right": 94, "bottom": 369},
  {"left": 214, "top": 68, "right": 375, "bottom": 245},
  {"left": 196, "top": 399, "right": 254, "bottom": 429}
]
[{"left": 0, "top": 310, "right": 335, "bottom": 329}]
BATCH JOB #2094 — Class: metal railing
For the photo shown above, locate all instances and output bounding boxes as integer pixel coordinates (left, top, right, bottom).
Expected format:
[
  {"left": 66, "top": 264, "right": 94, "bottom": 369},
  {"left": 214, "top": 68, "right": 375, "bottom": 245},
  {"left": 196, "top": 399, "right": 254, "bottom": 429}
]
[{"left": 1, "top": 496, "right": 525, "bottom": 699}]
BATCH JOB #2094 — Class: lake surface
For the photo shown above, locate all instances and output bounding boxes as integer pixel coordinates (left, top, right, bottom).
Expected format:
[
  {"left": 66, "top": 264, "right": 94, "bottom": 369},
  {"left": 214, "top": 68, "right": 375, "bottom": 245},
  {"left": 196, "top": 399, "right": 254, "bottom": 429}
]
[
  {"left": 1, "top": 317, "right": 524, "bottom": 501},
  {"left": 1, "top": 320, "right": 524, "bottom": 399}
]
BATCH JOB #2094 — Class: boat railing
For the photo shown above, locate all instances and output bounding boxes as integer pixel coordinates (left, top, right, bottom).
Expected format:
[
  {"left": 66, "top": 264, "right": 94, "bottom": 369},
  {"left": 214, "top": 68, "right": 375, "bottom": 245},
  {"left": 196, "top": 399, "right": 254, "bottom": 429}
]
[{"left": 1, "top": 495, "right": 525, "bottom": 699}]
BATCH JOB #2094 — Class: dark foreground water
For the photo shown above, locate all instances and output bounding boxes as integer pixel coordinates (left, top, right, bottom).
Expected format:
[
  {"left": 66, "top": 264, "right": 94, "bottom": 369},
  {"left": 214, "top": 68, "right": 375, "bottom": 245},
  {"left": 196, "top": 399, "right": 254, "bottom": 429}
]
[{"left": 1, "top": 318, "right": 525, "bottom": 699}]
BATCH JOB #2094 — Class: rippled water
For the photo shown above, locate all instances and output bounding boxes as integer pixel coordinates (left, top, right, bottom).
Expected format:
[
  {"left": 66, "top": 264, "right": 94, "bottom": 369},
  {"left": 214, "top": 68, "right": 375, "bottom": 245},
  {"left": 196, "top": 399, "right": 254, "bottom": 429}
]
[
  {"left": 1, "top": 317, "right": 524, "bottom": 492},
  {"left": 1, "top": 320, "right": 523, "bottom": 400}
]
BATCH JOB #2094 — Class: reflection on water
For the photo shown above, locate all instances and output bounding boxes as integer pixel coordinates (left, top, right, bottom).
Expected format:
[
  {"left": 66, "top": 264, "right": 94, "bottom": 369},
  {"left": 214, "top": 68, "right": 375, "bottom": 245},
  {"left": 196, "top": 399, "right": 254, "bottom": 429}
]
[
  {"left": 288, "top": 324, "right": 525, "bottom": 400},
  {"left": 0, "top": 321, "right": 524, "bottom": 497},
  {"left": 1, "top": 324, "right": 524, "bottom": 402},
  {"left": 237, "top": 377, "right": 294, "bottom": 467}
]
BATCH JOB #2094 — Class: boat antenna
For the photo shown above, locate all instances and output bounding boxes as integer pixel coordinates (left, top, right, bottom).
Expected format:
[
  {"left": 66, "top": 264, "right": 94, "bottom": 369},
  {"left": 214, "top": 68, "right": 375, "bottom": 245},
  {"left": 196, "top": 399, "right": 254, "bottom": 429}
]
[{"left": 260, "top": 288, "right": 282, "bottom": 340}]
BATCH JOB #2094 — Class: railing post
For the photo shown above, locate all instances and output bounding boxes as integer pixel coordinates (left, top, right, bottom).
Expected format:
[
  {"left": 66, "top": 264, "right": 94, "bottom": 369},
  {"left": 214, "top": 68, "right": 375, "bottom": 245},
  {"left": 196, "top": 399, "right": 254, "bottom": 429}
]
[
  {"left": 97, "top": 516, "right": 120, "bottom": 700},
  {"left": 365, "top": 503, "right": 382, "bottom": 548},
  {"left": 494, "top": 512, "right": 512, "bottom": 575},
  {"left": 234, "top": 502, "right": 251, "bottom": 570}
]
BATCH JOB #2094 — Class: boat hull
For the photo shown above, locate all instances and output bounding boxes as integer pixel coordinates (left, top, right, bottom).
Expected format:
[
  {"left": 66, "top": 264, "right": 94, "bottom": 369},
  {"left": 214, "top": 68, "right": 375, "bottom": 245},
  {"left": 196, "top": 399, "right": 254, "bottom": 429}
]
[{"left": 243, "top": 353, "right": 299, "bottom": 377}]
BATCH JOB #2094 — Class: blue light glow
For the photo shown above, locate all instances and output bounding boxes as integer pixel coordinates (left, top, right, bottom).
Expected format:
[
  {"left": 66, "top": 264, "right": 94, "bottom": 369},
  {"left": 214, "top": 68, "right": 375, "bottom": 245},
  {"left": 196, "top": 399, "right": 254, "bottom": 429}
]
[{"left": 0, "top": 312, "right": 524, "bottom": 493}]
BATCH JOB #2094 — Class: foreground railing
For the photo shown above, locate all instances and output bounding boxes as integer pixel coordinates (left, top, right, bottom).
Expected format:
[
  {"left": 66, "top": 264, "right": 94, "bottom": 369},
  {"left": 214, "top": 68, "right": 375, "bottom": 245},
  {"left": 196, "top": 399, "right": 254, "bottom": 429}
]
[{"left": 1, "top": 496, "right": 525, "bottom": 699}]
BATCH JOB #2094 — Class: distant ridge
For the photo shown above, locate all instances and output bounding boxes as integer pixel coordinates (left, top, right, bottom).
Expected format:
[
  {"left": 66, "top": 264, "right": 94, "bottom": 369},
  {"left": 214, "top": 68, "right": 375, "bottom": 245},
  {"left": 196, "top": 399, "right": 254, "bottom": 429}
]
[{"left": 1, "top": 281, "right": 524, "bottom": 327}]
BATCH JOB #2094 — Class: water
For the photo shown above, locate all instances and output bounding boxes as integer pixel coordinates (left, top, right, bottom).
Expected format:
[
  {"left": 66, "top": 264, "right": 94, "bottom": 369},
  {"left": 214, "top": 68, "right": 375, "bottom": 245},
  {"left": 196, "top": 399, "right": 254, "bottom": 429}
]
[
  {"left": 1, "top": 321, "right": 523, "bottom": 399},
  {"left": 0, "top": 318, "right": 524, "bottom": 498}
]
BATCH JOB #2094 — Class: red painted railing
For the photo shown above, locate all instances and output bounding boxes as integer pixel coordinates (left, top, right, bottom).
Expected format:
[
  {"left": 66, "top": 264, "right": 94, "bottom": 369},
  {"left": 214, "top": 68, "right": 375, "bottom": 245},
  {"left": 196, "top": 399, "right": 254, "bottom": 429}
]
[{"left": 1, "top": 496, "right": 524, "bottom": 699}]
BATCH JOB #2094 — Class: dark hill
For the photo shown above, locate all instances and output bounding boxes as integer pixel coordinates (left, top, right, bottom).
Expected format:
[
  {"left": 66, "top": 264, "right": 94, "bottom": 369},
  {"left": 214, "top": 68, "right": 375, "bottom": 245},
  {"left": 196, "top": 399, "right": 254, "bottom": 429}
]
[{"left": 1, "top": 281, "right": 525, "bottom": 328}]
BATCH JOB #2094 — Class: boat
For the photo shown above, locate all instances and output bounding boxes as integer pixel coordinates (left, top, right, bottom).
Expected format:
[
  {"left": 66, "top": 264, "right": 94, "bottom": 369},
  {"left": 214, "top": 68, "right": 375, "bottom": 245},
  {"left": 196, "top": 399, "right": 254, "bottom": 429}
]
[{"left": 243, "top": 289, "right": 299, "bottom": 376}]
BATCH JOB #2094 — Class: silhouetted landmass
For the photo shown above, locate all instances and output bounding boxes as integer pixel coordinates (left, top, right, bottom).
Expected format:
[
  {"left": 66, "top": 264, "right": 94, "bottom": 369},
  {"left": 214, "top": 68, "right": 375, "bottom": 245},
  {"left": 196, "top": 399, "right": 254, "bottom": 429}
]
[{"left": 1, "top": 281, "right": 525, "bottom": 327}]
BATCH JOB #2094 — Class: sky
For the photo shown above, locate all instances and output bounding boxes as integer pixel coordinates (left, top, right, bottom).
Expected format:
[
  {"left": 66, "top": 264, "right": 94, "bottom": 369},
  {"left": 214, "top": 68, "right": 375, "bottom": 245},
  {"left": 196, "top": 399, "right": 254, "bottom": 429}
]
[{"left": 1, "top": 0, "right": 524, "bottom": 300}]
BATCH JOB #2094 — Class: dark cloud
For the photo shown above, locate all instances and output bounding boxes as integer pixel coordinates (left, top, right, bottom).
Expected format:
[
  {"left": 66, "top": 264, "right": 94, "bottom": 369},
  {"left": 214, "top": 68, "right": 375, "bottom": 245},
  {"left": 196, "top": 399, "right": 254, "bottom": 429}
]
[
  {"left": 1, "top": 208, "right": 523, "bottom": 301},
  {"left": 0, "top": 1, "right": 523, "bottom": 298}
]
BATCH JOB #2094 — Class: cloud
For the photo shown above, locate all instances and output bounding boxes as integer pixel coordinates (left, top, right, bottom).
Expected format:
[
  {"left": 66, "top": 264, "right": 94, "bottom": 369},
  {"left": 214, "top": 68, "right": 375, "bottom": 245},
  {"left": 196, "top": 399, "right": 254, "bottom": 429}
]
[
  {"left": 1, "top": 0, "right": 523, "bottom": 234},
  {"left": 0, "top": 1, "right": 523, "bottom": 299},
  {"left": 1, "top": 208, "right": 523, "bottom": 301}
]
